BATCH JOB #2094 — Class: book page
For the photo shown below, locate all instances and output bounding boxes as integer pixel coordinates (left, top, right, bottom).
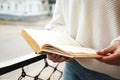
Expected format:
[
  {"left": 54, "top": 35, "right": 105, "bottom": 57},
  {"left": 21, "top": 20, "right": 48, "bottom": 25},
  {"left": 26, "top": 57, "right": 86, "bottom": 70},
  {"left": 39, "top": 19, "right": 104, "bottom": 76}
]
[
  {"left": 41, "top": 44, "right": 71, "bottom": 56},
  {"left": 21, "top": 29, "right": 101, "bottom": 58},
  {"left": 56, "top": 45, "right": 96, "bottom": 54},
  {"left": 23, "top": 29, "right": 81, "bottom": 48},
  {"left": 53, "top": 45, "right": 101, "bottom": 58},
  {"left": 41, "top": 44, "right": 101, "bottom": 58}
]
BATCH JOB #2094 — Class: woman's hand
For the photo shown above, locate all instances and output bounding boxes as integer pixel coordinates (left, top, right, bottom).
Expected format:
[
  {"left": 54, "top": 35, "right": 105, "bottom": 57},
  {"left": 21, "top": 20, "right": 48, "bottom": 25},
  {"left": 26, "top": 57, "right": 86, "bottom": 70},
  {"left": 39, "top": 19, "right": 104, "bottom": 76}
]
[
  {"left": 97, "top": 41, "right": 120, "bottom": 66},
  {"left": 47, "top": 54, "right": 71, "bottom": 63}
]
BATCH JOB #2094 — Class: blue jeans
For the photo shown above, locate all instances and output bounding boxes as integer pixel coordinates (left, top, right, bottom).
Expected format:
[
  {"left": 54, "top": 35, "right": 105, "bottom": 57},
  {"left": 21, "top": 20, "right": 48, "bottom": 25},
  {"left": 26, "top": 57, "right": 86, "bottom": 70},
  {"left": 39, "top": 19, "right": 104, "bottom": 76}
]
[{"left": 62, "top": 59, "right": 117, "bottom": 80}]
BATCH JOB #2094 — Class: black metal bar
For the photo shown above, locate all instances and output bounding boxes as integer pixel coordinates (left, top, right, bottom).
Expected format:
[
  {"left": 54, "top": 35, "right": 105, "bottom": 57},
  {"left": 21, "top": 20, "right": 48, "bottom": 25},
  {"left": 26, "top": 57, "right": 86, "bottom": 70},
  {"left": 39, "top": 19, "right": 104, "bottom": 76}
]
[{"left": 0, "top": 55, "right": 47, "bottom": 76}]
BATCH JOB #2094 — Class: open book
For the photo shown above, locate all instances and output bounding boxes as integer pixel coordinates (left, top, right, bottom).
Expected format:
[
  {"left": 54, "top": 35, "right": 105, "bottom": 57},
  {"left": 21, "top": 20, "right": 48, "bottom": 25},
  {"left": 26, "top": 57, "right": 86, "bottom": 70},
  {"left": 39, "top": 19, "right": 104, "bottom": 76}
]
[{"left": 21, "top": 29, "right": 102, "bottom": 58}]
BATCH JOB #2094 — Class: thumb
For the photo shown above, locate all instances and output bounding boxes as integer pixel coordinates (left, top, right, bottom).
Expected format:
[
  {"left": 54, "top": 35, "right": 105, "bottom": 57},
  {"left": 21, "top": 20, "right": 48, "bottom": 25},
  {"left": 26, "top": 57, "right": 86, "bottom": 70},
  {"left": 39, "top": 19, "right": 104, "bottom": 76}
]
[{"left": 97, "top": 45, "right": 115, "bottom": 56}]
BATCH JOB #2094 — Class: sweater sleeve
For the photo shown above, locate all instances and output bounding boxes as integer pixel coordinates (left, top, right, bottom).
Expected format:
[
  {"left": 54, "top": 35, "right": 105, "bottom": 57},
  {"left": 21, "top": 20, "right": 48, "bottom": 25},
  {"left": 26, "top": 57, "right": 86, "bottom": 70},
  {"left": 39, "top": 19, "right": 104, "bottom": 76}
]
[
  {"left": 45, "top": 0, "right": 65, "bottom": 31},
  {"left": 111, "top": 36, "right": 120, "bottom": 44}
]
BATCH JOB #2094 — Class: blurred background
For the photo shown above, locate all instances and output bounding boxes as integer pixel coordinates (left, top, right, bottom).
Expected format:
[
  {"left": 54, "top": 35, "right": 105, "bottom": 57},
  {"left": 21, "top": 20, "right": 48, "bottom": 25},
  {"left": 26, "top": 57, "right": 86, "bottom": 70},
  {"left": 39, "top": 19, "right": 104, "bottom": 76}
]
[{"left": 0, "top": 0, "right": 64, "bottom": 80}]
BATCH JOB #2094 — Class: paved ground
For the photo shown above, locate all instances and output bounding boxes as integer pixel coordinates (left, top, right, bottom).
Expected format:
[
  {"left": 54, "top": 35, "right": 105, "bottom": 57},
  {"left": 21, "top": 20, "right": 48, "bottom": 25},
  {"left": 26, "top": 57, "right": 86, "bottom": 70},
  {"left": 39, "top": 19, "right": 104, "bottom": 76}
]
[
  {"left": 0, "top": 16, "right": 64, "bottom": 80},
  {"left": 0, "top": 16, "right": 51, "bottom": 62}
]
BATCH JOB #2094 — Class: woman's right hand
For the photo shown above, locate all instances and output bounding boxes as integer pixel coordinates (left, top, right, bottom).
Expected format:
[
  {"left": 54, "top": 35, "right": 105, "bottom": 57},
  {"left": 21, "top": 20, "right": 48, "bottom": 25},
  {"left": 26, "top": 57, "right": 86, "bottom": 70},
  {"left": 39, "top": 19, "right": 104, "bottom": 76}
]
[{"left": 47, "top": 54, "right": 71, "bottom": 63}]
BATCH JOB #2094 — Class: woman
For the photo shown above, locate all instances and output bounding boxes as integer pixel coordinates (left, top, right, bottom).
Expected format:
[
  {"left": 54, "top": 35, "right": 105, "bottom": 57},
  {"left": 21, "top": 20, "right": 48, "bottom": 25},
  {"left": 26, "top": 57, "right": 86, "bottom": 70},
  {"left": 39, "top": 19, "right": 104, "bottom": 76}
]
[{"left": 46, "top": 0, "right": 120, "bottom": 80}]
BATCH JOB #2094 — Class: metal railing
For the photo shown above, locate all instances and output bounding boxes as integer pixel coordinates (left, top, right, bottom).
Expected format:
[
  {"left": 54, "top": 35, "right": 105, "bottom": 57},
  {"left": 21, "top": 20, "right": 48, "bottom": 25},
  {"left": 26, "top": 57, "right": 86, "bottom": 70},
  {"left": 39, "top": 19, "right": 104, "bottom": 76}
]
[{"left": 0, "top": 54, "right": 63, "bottom": 80}]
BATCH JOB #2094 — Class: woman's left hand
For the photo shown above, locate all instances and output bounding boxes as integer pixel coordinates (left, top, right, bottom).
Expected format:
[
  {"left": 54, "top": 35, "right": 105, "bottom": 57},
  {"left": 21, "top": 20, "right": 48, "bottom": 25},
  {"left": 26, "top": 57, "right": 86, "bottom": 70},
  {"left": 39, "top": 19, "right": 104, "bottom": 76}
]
[{"left": 97, "top": 41, "right": 120, "bottom": 66}]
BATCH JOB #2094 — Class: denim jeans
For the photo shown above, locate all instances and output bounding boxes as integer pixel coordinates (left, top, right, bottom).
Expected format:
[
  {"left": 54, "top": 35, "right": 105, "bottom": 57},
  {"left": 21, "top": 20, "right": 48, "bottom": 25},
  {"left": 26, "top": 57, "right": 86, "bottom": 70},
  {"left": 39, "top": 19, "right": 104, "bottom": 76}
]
[{"left": 62, "top": 59, "right": 117, "bottom": 80}]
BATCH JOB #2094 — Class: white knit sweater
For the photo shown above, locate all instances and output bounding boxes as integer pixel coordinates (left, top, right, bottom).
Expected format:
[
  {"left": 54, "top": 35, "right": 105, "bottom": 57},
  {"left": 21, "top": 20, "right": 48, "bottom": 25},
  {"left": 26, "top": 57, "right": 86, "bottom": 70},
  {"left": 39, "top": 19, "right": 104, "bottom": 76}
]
[{"left": 46, "top": 0, "right": 120, "bottom": 79}]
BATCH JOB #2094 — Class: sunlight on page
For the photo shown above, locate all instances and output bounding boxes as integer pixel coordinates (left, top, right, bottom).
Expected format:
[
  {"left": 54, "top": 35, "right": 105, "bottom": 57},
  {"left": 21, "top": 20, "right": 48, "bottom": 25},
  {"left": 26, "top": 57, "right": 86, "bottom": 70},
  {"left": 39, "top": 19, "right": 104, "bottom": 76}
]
[{"left": 25, "top": 29, "right": 81, "bottom": 47}]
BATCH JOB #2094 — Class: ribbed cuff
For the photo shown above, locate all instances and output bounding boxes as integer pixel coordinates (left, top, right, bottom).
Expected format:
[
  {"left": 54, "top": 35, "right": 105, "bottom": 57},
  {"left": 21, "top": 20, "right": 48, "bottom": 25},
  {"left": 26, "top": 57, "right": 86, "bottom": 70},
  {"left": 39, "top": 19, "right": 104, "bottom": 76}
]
[{"left": 111, "top": 36, "right": 120, "bottom": 44}]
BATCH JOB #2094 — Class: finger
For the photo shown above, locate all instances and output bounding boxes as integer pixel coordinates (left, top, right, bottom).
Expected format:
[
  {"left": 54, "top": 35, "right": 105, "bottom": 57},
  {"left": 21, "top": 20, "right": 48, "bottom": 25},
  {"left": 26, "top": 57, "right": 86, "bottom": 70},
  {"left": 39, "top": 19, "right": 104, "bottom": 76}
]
[
  {"left": 47, "top": 54, "right": 60, "bottom": 62},
  {"left": 58, "top": 57, "right": 66, "bottom": 62},
  {"left": 97, "top": 45, "right": 115, "bottom": 55},
  {"left": 47, "top": 54, "right": 56, "bottom": 60},
  {"left": 54, "top": 56, "right": 71, "bottom": 62},
  {"left": 97, "top": 48, "right": 120, "bottom": 65},
  {"left": 47, "top": 54, "right": 70, "bottom": 62},
  {"left": 65, "top": 57, "right": 71, "bottom": 62},
  {"left": 98, "top": 51, "right": 119, "bottom": 65},
  {"left": 102, "top": 50, "right": 120, "bottom": 61},
  {"left": 58, "top": 57, "right": 71, "bottom": 62}
]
